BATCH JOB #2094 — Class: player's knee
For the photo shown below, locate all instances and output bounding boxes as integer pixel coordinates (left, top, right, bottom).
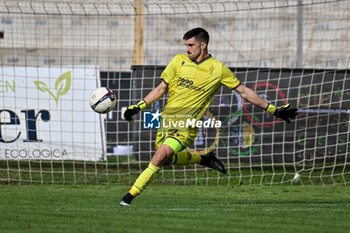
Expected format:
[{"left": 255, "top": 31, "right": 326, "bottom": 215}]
[{"left": 151, "top": 144, "right": 174, "bottom": 166}]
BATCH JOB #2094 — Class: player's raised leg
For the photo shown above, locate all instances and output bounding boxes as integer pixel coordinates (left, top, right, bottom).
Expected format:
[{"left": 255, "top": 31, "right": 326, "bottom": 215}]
[{"left": 170, "top": 150, "right": 226, "bottom": 174}]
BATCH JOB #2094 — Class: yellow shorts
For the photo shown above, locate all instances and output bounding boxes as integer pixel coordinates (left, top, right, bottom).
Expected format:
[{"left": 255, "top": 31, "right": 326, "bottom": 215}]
[{"left": 155, "top": 127, "right": 198, "bottom": 153}]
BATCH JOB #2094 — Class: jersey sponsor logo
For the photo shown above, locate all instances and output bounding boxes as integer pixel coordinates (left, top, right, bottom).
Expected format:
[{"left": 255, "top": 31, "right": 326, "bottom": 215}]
[{"left": 177, "top": 77, "right": 205, "bottom": 92}]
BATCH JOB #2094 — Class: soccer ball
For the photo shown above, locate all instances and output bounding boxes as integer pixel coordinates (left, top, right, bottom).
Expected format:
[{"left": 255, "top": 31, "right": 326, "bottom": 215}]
[{"left": 89, "top": 87, "right": 116, "bottom": 114}]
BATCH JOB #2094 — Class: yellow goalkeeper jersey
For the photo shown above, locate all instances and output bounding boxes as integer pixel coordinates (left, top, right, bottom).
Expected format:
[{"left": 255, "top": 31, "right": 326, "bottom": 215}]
[{"left": 160, "top": 54, "right": 241, "bottom": 125}]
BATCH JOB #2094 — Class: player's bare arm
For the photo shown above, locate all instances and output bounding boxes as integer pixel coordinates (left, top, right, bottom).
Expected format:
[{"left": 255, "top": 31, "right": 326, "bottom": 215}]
[
  {"left": 235, "top": 84, "right": 298, "bottom": 123},
  {"left": 235, "top": 84, "right": 269, "bottom": 109},
  {"left": 144, "top": 81, "right": 168, "bottom": 105}
]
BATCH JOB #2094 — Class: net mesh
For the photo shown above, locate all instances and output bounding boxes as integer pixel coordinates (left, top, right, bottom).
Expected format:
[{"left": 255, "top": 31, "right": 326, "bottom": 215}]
[{"left": 0, "top": 0, "right": 349, "bottom": 185}]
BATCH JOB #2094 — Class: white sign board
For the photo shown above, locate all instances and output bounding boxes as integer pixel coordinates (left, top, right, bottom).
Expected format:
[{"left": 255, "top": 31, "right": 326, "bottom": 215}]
[{"left": 0, "top": 67, "right": 104, "bottom": 161}]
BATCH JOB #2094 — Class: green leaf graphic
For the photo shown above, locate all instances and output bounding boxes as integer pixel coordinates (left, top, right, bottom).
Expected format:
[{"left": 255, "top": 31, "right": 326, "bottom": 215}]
[
  {"left": 34, "top": 81, "right": 50, "bottom": 92},
  {"left": 55, "top": 71, "right": 71, "bottom": 97},
  {"left": 33, "top": 71, "right": 72, "bottom": 107}
]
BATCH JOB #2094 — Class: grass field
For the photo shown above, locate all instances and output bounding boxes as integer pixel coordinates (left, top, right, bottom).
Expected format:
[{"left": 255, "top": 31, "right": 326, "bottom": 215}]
[{"left": 0, "top": 185, "right": 349, "bottom": 233}]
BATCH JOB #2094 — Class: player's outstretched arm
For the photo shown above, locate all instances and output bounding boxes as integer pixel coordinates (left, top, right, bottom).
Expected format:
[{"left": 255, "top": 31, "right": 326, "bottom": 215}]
[
  {"left": 235, "top": 84, "right": 298, "bottom": 123},
  {"left": 123, "top": 81, "right": 168, "bottom": 123}
]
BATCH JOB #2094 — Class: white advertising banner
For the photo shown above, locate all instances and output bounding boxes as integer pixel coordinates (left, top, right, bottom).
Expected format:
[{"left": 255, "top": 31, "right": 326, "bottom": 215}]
[{"left": 0, "top": 67, "right": 104, "bottom": 161}]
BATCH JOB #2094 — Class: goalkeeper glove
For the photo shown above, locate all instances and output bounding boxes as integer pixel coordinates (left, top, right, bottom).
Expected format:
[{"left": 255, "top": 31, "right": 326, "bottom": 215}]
[
  {"left": 123, "top": 100, "right": 147, "bottom": 123},
  {"left": 266, "top": 103, "right": 298, "bottom": 123}
]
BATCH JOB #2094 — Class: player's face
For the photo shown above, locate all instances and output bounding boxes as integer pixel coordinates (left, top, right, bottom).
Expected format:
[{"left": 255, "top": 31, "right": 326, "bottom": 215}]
[{"left": 185, "top": 37, "right": 205, "bottom": 61}]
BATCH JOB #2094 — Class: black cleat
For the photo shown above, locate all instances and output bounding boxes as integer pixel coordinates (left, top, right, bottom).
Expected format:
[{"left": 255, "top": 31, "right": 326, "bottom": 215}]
[
  {"left": 119, "top": 192, "right": 134, "bottom": 206},
  {"left": 199, "top": 151, "right": 227, "bottom": 174}
]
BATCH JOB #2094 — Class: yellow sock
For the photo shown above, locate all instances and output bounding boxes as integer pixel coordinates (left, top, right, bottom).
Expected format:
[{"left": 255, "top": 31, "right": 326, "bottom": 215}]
[
  {"left": 129, "top": 162, "right": 161, "bottom": 197},
  {"left": 170, "top": 150, "right": 201, "bottom": 165}
]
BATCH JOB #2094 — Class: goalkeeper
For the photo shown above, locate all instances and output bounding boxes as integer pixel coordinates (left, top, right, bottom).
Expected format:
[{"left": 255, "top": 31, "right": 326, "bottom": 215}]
[{"left": 120, "top": 28, "right": 297, "bottom": 206}]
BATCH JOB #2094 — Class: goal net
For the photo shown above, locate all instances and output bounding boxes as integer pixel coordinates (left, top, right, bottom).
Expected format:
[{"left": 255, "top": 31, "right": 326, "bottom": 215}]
[{"left": 0, "top": 0, "right": 349, "bottom": 186}]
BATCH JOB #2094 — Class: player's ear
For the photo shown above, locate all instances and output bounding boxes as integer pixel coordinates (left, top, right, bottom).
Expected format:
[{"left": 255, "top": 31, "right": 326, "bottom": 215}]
[{"left": 200, "top": 41, "right": 207, "bottom": 50}]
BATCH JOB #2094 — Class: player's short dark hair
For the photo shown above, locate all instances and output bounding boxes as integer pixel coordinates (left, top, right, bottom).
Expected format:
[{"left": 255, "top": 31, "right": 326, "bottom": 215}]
[{"left": 183, "top": 27, "right": 209, "bottom": 44}]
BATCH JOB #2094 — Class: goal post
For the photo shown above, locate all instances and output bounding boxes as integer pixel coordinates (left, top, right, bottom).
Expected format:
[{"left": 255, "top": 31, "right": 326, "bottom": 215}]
[{"left": 0, "top": 0, "right": 349, "bottom": 186}]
